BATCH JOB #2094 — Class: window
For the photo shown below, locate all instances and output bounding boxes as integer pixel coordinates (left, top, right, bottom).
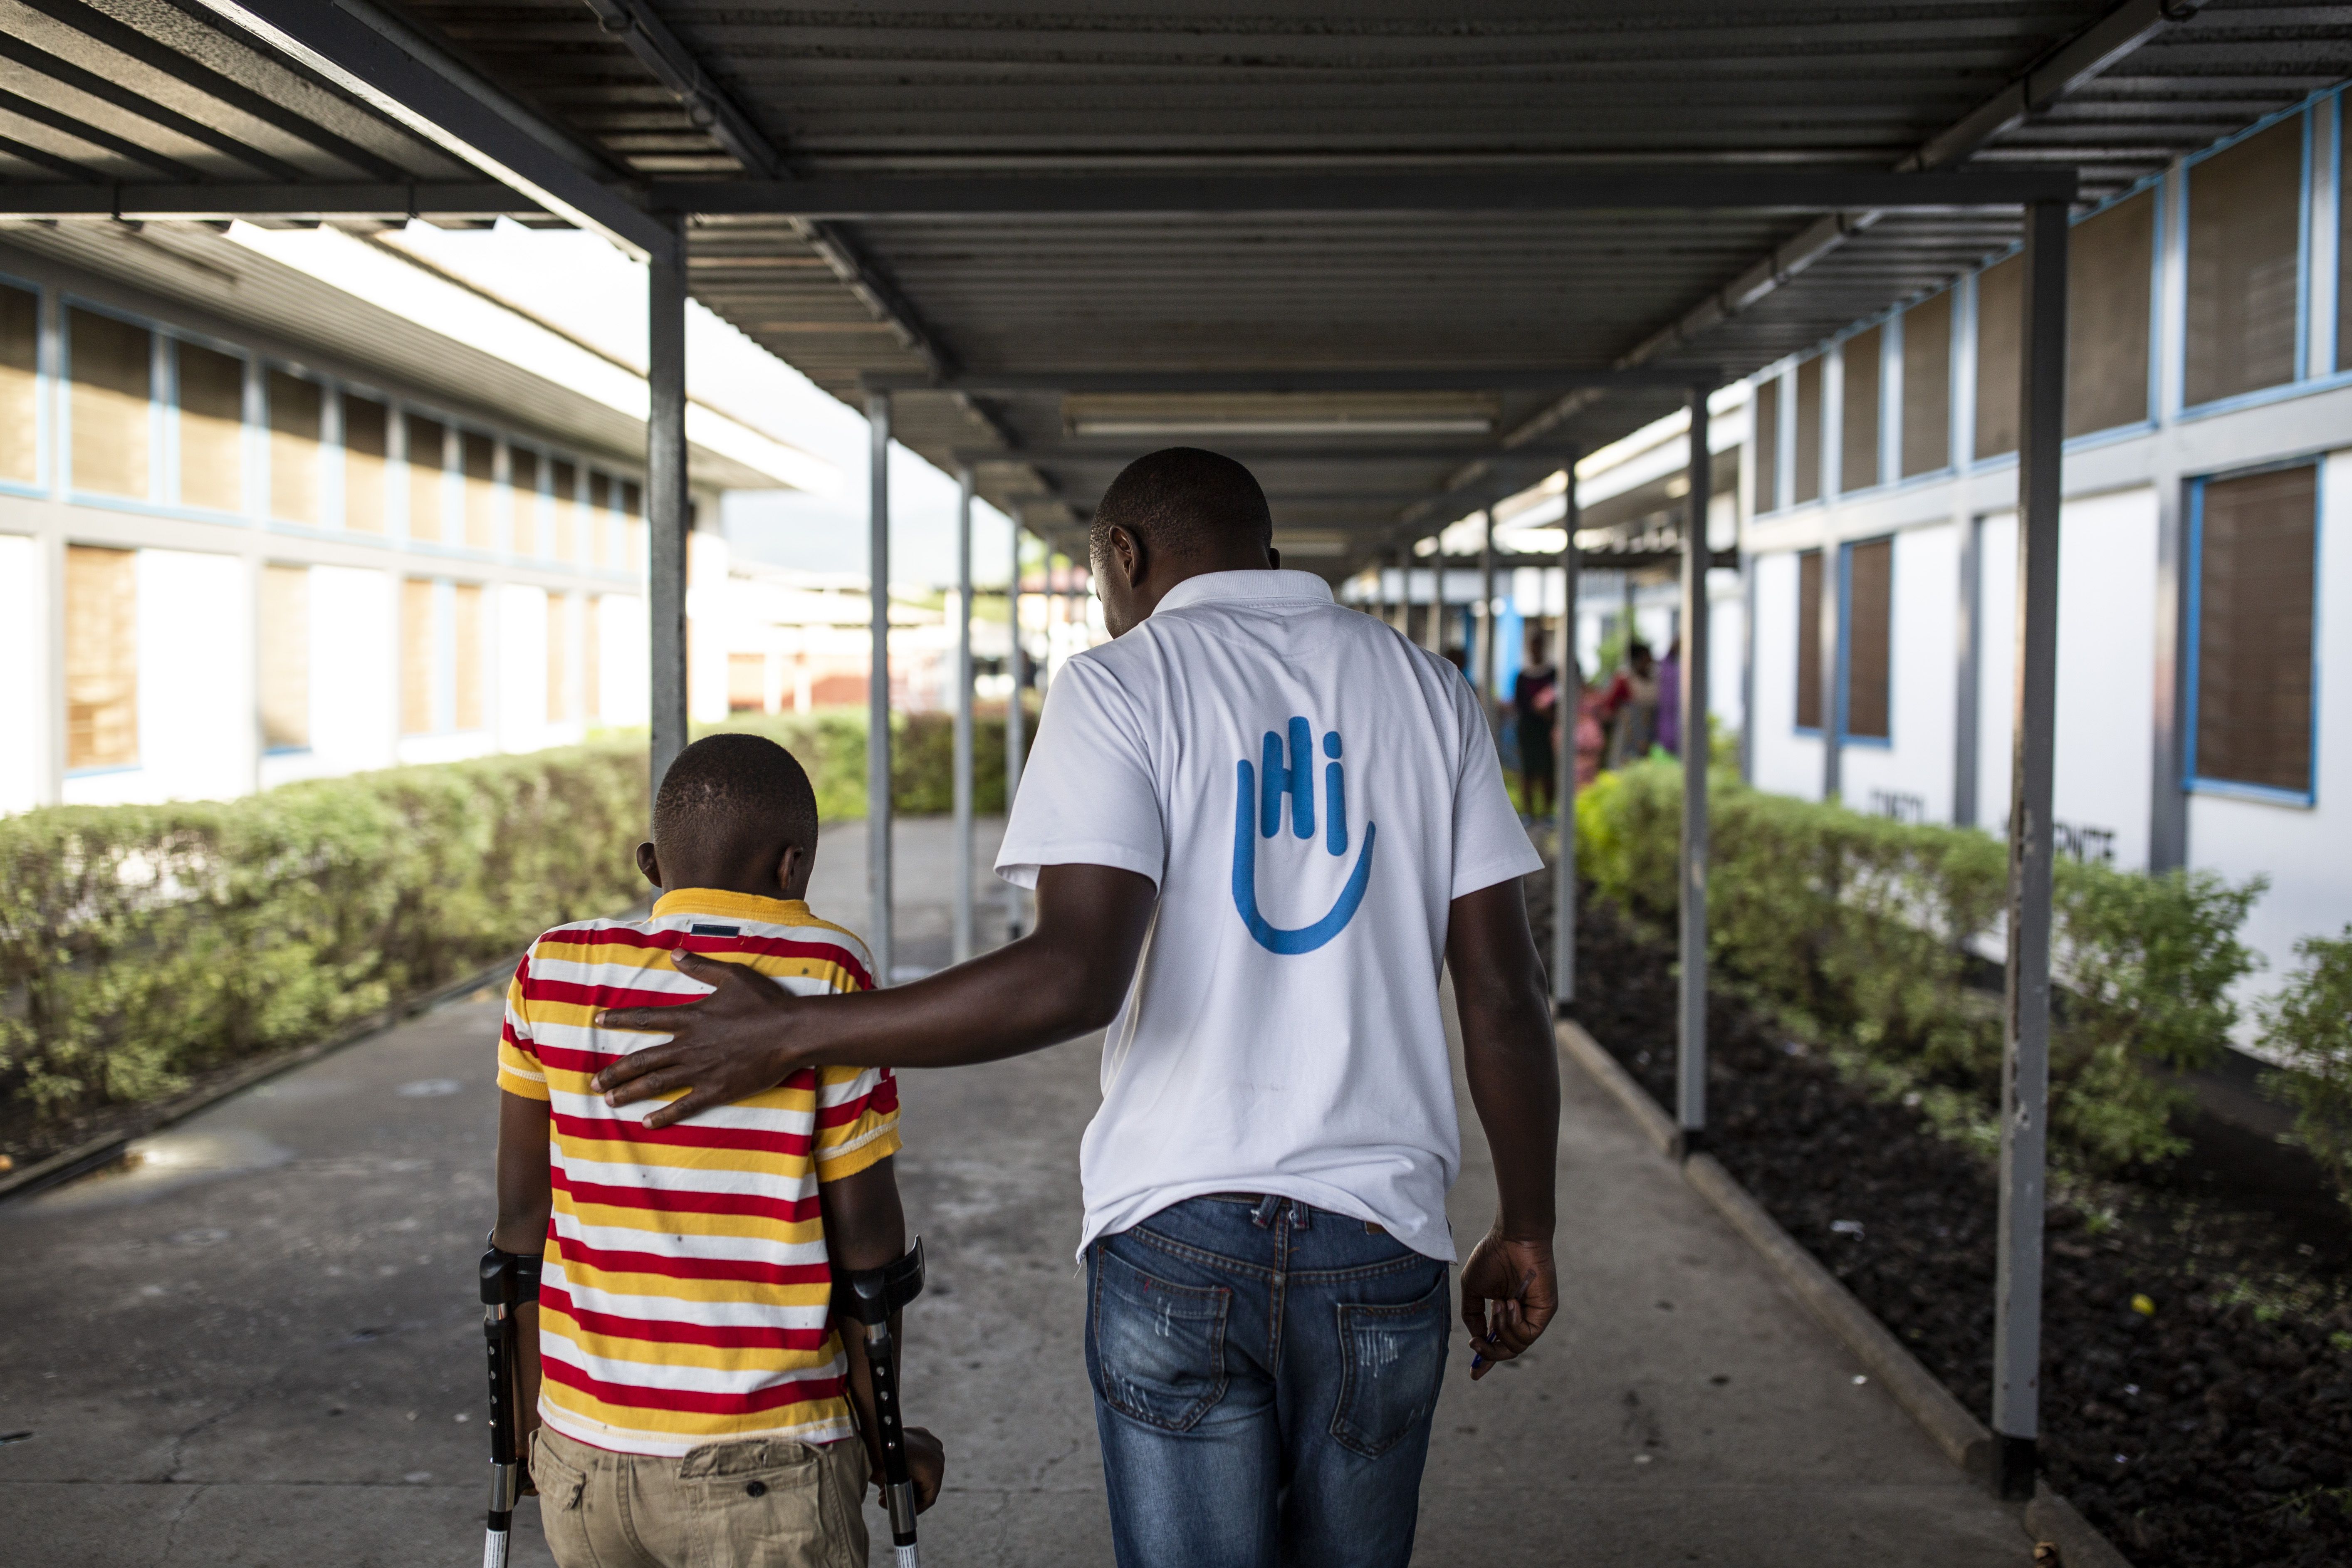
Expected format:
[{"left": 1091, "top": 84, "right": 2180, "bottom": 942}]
[
  {"left": 267, "top": 371, "right": 322, "bottom": 524},
  {"left": 547, "top": 591, "right": 571, "bottom": 721},
  {"left": 2185, "top": 119, "right": 2302, "bottom": 408},
  {"left": 729, "top": 653, "right": 767, "bottom": 711},
  {"left": 461, "top": 430, "right": 497, "bottom": 549},
  {"left": 1901, "top": 290, "right": 1951, "bottom": 477},
  {"left": 344, "top": 394, "right": 388, "bottom": 534},
  {"left": 1795, "top": 549, "right": 1824, "bottom": 730},
  {"left": 1840, "top": 326, "right": 1882, "bottom": 495},
  {"left": 1751, "top": 377, "right": 1778, "bottom": 512},
  {"left": 2068, "top": 191, "right": 2154, "bottom": 435},
  {"left": 1974, "top": 255, "right": 2022, "bottom": 460},
  {"left": 2191, "top": 465, "right": 2317, "bottom": 797},
  {"left": 176, "top": 341, "right": 244, "bottom": 513},
  {"left": 259, "top": 563, "right": 309, "bottom": 751},
  {"left": 1840, "top": 537, "right": 1893, "bottom": 741},
  {"left": 1792, "top": 358, "right": 1823, "bottom": 505},
  {"left": 406, "top": 414, "right": 445, "bottom": 542},
  {"left": 69, "top": 307, "right": 150, "bottom": 499},
  {"left": 401, "top": 578, "right": 435, "bottom": 735},
  {"left": 65, "top": 544, "right": 136, "bottom": 769},
  {"left": 583, "top": 596, "right": 601, "bottom": 721},
  {"left": 621, "top": 480, "right": 645, "bottom": 572},
  {"left": 454, "top": 581, "right": 485, "bottom": 730},
  {"left": 510, "top": 448, "right": 540, "bottom": 556},
  {"left": 2339, "top": 133, "right": 2352, "bottom": 372},
  {"left": 552, "top": 458, "right": 579, "bottom": 561},
  {"left": 0, "top": 282, "right": 36, "bottom": 485},
  {"left": 589, "top": 470, "right": 612, "bottom": 566}
]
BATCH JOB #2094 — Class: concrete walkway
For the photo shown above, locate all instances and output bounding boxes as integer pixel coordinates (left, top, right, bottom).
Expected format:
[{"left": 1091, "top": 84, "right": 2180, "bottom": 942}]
[{"left": 0, "top": 818, "right": 2035, "bottom": 1565}]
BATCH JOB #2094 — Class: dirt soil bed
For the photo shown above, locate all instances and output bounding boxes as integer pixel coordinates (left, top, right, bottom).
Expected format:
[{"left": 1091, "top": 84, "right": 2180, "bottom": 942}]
[{"left": 1536, "top": 882, "right": 2352, "bottom": 1568}]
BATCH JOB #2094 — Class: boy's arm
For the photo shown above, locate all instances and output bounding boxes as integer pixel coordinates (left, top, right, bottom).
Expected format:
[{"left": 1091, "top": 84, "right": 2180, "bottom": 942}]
[
  {"left": 495, "top": 1089, "right": 553, "bottom": 1448},
  {"left": 819, "top": 1156, "right": 942, "bottom": 1509}
]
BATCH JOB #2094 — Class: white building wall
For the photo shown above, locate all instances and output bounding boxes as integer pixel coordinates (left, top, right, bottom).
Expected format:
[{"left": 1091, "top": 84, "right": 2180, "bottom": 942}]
[
  {"left": 499, "top": 583, "right": 551, "bottom": 755},
  {"left": 0, "top": 533, "right": 45, "bottom": 814},
  {"left": 1749, "top": 549, "right": 1825, "bottom": 800},
  {"left": 260, "top": 564, "right": 398, "bottom": 790},
  {"left": 599, "top": 591, "right": 649, "bottom": 728}
]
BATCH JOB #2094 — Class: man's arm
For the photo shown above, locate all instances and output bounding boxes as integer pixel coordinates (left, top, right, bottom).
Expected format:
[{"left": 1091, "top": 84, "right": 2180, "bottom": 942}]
[
  {"left": 1445, "top": 877, "right": 1562, "bottom": 1381},
  {"left": 493, "top": 1090, "right": 553, "bottom": 1445},
  {"left": 819, "top": 1156, "right": 942, "bottom": 1512},
  {"left": 590, "top": 863, "right": 1158, "bottom": 1129}
]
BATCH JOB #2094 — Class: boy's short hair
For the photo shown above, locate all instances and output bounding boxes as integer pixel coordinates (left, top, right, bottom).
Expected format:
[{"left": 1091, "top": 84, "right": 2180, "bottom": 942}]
[{"left": 654, "top": 733, "right": 819, "bottom": 860}]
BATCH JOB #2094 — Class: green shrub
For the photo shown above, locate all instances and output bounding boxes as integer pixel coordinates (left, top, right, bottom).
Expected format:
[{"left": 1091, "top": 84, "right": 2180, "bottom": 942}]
[
  {"left": 1578, "top": 758, "right": 2262, "bottom": 1171},
  {"left": 701, "top": 708, "right": 1028, "bottom": 821},
  {"left": 0, "top": 744, "right": 649, "bottom": 1123},
  {"left": 2260, "top": 928, "right": 2352, "bottom": 1214}
]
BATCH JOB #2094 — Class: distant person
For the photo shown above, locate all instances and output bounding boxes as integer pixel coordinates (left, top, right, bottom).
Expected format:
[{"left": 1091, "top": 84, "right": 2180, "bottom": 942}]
[
  {"left": 1656, "top": 638, "right": 1682, "bottom": 757},
  {"left": 1601, "top": 639, "right": 1659, "bottom": 768},
  {"left": 1514, "top": 629, "right": 1561, "bottom": 818},
  {"left": 589, "top": 448, "right": 1563, "bottom": 1568},
  {"left": 489, "top": 733, "right": 942, "bottom": 1568}
]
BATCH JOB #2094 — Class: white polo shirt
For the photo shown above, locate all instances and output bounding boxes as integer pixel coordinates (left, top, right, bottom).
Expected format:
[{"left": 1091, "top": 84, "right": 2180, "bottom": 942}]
[{"left": 996, "top": 569, "right": 1542, "bottom": 1261}]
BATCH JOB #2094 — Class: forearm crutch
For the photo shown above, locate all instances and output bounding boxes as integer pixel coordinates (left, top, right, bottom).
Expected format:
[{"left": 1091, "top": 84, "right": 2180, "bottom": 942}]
[
  {"left": 838, "top": 1238, "right": 927, "bottom": 1568},
  {"left": 478, "top": 1240, "right": 542, "bottom": 1568}
]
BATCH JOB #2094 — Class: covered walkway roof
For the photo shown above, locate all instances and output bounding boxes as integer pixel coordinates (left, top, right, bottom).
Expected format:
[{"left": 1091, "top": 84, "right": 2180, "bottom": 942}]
[{"left": 5, "top": 1, "right": 2348, "bottom": 564}]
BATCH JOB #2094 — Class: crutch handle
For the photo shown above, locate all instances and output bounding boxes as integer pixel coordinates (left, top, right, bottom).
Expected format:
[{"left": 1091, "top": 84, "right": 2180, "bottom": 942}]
[{"left": 836, "top": 1240, "right": 927, "bottom": 1556}]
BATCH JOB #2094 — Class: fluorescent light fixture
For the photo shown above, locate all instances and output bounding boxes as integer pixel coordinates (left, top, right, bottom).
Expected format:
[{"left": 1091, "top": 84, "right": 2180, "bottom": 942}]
[
  {"left": 1066, "top": 391, "right": 1497, "bottom": 440},
  {"left": 1069, "top": 416, "right": 1492, "bottom": 437}
]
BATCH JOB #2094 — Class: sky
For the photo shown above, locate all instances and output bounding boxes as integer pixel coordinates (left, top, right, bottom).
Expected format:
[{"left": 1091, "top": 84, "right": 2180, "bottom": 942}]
[{"left": 382, "top": 220, "right": 1014, "bottom": 593}]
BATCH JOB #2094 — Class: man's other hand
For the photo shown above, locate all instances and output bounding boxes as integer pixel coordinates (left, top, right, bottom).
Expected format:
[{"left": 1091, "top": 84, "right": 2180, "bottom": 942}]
[
  {"left": 890, "top": 1426, "right": 946, "bottom": 1512},
  {"left": 591, "top": 950, "right": 799, "bottom": 1129},
  {"left": 1459, "top": 1229, "right": 1558, "bottom": 1381}
]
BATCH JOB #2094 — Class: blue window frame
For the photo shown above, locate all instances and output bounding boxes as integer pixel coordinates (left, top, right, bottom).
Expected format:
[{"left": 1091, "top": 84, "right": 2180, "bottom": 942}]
[{"left": 1837, "top": 536, "right": 1894, "bottom": 747}]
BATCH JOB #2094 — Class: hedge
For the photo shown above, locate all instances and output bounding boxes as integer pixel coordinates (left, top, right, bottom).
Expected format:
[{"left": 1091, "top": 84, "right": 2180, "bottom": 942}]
[
  {"left": 0, "top": 709, "right": 1029, "bottom": 1130},
  {"left": 1578, "top": 758, "right": 2265, "bottom": 1173},
  {"left": 2261, "top": 928, "right": 2352, "bottom": 1214}
]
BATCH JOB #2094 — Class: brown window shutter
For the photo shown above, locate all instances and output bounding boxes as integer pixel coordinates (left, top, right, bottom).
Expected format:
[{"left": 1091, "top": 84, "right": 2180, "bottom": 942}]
[
  {"left": 2067, "top": 191, "right": 2154, "bottom": 437},
  {"left": 1840, "top": 327, "right": 1882, "bottom": 495},
  {"left": 176, "top": 341, "right": 245, "bottom": 513},
  {"left": 65, "top": 544, "right": 138, "bottom": 770},
  {"left": 69, "top": 308, "right": 151, "bottom": 500},
  {"left": 1843, "top": 539, "right": 1894, "bottom": 740},
  {"left": 1974, "top": 255, "right": 2022, "bottom": 461},
  {"left": 1795, "top": 550, "right": 1823, "bottom": 730},
  {"left": 589, "top": 470, "right": 612, "bottom": 566},
  {"left": 0, "top": 284, "right": 37, "bottom": 485},
  {"left": 2194, "top": 466, "right": 2317, "bottom": 793},
  {"left": 462, "top": 431, "right": 497, "bottom": 549},
  {"left": 406, "top": 415, "right": 445, "bottom": 542},
  {"left": 343, "top": 395, "right": 388, "bottom": 534},
  {"left": 1900, "top": 290, "right": 1952, "bottom": 478},
  {"left": 267, "top": 371, "right": 322, "bottom": 525},
  {"left": 2186, "top": 120, "right": 2302, "bottom": 407},
  {"left": 1792, "top": 358, "right": 1822, "bottom": 505},
  {"left": 1751, "top": 378, "right": 1778, "bottom": 512},
  {"left": 510, "top": 448, "right": 540, "bottom": 557},
  {"left": 552, "top": 458, "right": 580, "bottom": 563}
]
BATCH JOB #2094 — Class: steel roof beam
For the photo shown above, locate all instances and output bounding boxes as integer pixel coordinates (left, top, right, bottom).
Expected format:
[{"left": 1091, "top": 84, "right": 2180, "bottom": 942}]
[
  {"left": 653, "top": 167, "right": 2076, "bottom": 218},
  {"left": 957, "top": 442, "right": 1586, "bottom": 466},
  {"left": 0, "top": 182, "right": 537, "bottom": 218},
  {"left": 864, "top": 367, "right": 1713, "bottom": 394},
  {"left": 188, "top": 0, "right": 675, "bottom": 260},
  {"left": 0, "top": 31, "right": 308, "bottom": 184}
]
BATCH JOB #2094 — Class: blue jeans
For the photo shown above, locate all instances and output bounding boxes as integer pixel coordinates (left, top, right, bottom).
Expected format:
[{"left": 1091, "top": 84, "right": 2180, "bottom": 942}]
[{"left": 1084, "top": 1195, "right": 1451, "bottom": 1568}]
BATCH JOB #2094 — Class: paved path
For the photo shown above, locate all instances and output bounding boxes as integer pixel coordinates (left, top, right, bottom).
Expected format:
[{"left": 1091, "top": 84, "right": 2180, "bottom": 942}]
[{"left": 0, "top": 818, "right": 2036, "bottom": 1565}]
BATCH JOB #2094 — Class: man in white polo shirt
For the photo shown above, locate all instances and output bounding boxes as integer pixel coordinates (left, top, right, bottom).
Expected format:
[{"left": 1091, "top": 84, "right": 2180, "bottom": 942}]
[{"left": 594, "top": 448, "right": 1564, "bottom": 1568}]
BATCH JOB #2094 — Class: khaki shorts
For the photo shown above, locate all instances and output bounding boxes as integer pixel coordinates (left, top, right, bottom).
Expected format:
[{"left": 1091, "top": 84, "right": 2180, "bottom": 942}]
[{"left": 531, "top": 1424, "right": 870, "bottom": 1568}]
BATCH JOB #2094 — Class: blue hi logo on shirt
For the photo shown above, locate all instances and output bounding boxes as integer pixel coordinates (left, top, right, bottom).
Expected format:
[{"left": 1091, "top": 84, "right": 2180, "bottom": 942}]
[{"left": 1232, "top": 717, "right": 1378, "bottom": 954}]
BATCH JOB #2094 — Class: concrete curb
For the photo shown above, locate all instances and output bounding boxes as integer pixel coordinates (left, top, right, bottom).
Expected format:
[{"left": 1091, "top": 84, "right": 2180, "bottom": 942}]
[
  {"left": 0, "top": 957, "right": 518, "bottom": 1206},
  {"left": 1554, "top": 1019, "right": 2137, "bottom": 1568}
]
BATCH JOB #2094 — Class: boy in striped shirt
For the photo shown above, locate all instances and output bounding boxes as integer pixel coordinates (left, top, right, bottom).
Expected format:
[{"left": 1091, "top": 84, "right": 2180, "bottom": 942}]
[{"left": 492, "top": 733, "right": 943, "bottom": 1568}]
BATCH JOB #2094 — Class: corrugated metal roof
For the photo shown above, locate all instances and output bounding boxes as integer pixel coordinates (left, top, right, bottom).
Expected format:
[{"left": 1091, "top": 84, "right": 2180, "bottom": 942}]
[{"left": 5, "top": 1, "right": 2349, "bottom": 569}]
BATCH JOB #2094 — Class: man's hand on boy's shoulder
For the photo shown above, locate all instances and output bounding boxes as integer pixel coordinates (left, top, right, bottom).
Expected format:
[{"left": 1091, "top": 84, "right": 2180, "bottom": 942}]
[
  {"left": 592, "top": 950, "right": 811, "bottom": 1128},
  {"left": 893, "top": 1426, "right": 945, "bottom": 1514}
]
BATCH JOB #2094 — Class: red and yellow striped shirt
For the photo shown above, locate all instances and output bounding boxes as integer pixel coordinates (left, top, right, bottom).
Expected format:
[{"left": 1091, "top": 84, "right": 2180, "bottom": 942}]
[{"left": 497, "top": 888, "right": 900, "bottom": 1457}]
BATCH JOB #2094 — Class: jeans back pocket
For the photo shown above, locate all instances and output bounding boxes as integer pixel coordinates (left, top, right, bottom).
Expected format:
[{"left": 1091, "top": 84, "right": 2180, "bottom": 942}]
[
  {"left": 1330, "top": 1270, "right": 1450, "bottom": 1459},
  {"left": 1090, "top": 1242, "right": 1232, "bottom": 1432}
]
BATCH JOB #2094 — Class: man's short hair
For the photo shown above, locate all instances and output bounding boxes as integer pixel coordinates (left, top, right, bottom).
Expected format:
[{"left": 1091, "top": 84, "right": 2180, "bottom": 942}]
[
  {"left": 1091, "top": 447, "right": 1273, "bottom": 561},
  {"left": 653, "top": 732, "right": 819, "bottom": 859}
]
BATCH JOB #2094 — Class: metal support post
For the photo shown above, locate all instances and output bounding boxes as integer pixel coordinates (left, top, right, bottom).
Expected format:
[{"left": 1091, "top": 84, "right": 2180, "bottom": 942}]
[
  {"left": 952, "top": 465, "right": 975, "bottom": 965},
  {"left": 1555, "top": 458, "right": 1581, "bottom": 1012},
  {"left": 1954, "top": 512, "right": 1983, "bottom": 829},
  {"left": 1993, "top": 196, "right": 2068, "bottom": 1503},
  {"left": 1478, "top": 509, "right": 1498, "bottom": 723},
  {"left": 866, "top": 390, "right": 894, "bottom": 983},
  {"left": 1820, "top": 524, "right": 1843, "bottom": 804},
  {"left": 645, "top": 216, "right": 689, "bottom": 810},
  {"left": 1422, "top": 547, "right": 1444, "bottom": 654},
  {"left": 1676, "top": 388, "right": 1712, "bottom": 1157},
  {"left": 1005, "top": 522, "right": 1027, "bottom": 937}
]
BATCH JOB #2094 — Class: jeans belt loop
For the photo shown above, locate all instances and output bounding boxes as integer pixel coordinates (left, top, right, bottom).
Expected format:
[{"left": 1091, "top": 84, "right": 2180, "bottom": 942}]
[
  {"left": 1251, "top": 1193, "right": 1282, "bottom": 1229},
  {"left": 1291, "top": 1200, "right": 1312, "bottom": 1231}
]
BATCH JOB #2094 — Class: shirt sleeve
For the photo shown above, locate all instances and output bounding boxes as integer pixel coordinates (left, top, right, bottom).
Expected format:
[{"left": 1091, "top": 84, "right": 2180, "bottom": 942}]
[
  {"left": 995, "top": 654, "right": 1166, "bottom": 891},
  {"left": 1448, "top": 678, "right": 1545, "bottom": 900},
  {"left": 811, "top": 1064, "right": 903, "bottom": 1181},
  {"left": 496, "top": 952, "right": 549, "bottom": 1101}
]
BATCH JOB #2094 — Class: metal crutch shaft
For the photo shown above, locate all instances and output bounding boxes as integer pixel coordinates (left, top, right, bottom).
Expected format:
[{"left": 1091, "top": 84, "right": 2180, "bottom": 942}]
[
  {"left": 838, "top": 1239, "right": 927, "bottom": 1568},
  {"left": 478, "top": 1241, "right": 542, "bottom": 1568}
]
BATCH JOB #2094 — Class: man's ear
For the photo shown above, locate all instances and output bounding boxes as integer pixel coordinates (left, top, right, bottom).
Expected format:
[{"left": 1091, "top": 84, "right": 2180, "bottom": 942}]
[
  {"left": 1268, "top": 544, "right": 1281, "bottom": 570},
  {"left": 1110, "top": 523, "right": 1145, "bottom": 588},
  {"left": 635, "top": 841, "right": 662, "bottom": 890}
]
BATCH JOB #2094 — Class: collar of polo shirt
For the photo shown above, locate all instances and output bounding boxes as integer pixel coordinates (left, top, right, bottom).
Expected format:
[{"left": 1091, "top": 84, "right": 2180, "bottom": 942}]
[{"left": 1155, "top": 569, "right": 1336, "bottom": 615}]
